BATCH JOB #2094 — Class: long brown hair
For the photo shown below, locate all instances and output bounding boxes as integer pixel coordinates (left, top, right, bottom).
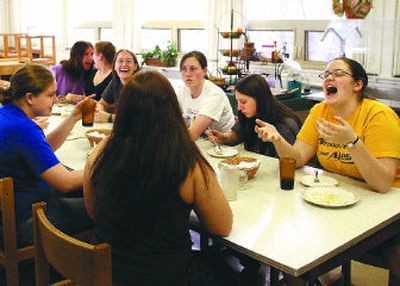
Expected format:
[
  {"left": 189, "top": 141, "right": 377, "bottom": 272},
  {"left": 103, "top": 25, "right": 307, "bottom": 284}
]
[
  {"left": 60, "top": 41, "right": 93, "bottom": 81},
  {"left": 235, "top": 74, "right": 302, "bottom": 152},
  {"left": 111, "top": 49, "right": 140, "bottom": 83},
  {"left": 91, "top": 70, "right": 211, "bottom": 225}
]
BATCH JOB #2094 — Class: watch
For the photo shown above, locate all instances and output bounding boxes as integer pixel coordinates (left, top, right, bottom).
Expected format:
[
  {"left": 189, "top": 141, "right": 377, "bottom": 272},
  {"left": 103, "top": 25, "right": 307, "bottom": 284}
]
[
  {"left": 345, "top": 136, "right": 359, "bottom": 149},
  {"left": 107, "top": 113, "right": 113, "bottom": 123}
]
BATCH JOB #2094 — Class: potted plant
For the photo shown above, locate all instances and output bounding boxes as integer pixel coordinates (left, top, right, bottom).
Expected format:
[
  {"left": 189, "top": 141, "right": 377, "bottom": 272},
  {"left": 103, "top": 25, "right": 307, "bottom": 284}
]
[{"left": 141, "top": 42, "right": 178, "bottom": 67}]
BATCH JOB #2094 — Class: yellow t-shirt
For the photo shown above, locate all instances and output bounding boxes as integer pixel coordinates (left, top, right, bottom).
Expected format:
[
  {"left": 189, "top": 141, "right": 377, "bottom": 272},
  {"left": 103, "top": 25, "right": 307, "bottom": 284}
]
[{"left": 297, "top": 99, "right": 400, "bottom": 188}]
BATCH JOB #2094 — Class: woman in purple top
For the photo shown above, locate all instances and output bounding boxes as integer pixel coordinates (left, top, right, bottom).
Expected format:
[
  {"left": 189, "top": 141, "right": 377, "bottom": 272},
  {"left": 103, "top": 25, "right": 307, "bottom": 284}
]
[{"left": 52, "top": 41, "right": 94, "bottom": 103}]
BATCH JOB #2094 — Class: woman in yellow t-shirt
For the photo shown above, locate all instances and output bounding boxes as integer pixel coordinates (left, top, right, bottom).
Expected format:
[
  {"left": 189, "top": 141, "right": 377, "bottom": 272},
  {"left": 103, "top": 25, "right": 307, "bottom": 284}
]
[
  {"left": 256, "top": 57, "right": 400, "bottom": 193},
  {"left": 255, "top": 57, "right": 400, "bottom": 285}
]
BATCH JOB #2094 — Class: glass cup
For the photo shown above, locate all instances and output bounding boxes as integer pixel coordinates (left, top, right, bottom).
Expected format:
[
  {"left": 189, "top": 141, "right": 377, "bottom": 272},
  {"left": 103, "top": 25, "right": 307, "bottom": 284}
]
[
  {"left": 279, "top": 157, "right": 296, "bottom": 190},
  {"left": 219, "top": 164, "right": 240, "bottom": 201},
  {"left": 239, "top": 170, "right": 248, "bottom": 191},
  {"left": 81, "top": 99, "right": 96, "bottom": 127}
]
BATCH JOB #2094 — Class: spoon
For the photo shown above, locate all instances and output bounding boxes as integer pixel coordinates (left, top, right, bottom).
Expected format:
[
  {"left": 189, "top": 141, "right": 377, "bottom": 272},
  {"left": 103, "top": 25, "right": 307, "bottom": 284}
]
[{"left": 209, "top": 136, "right": 223, "bottom": 155}]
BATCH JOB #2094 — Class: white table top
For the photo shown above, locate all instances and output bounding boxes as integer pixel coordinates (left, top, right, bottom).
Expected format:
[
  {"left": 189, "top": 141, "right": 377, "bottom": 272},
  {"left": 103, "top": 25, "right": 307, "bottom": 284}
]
[
  {"left": 49, "top": 112, "right": 400, "bottom": 277},
  {"left": 47, "top": 105, "right": 112, "bottom": 170},
  {"left": 197, "top": 140, "right": 400, "bottom": 277}
]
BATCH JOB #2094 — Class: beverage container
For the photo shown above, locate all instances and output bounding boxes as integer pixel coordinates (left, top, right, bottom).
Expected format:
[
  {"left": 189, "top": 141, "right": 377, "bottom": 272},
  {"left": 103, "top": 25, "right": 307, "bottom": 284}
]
[
  {"left": 81, "top": 99, "right": 96, "bottom": 127},
  {"left": 279, "top": 157, "right": 296, "bottom": 190},
  {"left": 219, "top": 163, "right": 240, "bottom": 201}
]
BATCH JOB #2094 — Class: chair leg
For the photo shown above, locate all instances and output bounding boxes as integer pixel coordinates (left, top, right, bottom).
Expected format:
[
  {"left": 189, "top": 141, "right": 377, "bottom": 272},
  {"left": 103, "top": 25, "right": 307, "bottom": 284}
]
[
  {"left": 341, "top": 261, "right": 352, "bottom": 286},
  {"left": 270, "top": 267, "right": 280, "bottom": 286},
  {"left": 5, "top": 261, "right": 19, "bottom": 286}
]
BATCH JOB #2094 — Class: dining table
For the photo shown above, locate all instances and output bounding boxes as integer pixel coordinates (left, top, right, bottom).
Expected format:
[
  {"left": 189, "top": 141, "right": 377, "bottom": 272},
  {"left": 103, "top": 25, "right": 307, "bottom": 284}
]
[
  {"left": 49, "top": 108, "right": 400, "bottom": 285},
  {"left": 195, "top": 140, "right": 400, "bottom": 285}
]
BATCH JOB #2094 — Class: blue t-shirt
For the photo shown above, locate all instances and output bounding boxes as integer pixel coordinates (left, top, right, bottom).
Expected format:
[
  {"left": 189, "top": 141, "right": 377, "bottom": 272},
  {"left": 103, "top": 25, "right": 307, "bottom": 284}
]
[{"left": 0, "top": 104, "right": 60, "bottom": 224}]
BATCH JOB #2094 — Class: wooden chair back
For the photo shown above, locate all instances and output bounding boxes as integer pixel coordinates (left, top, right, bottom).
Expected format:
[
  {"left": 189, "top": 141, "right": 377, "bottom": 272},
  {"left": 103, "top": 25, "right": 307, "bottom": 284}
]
[
  {"left": 16, "top": 35, "right": 56, "bottom": 65},
  {"left": 0, "top": 177, "right": 35, "bottom": 285},
  {"left": 32, "top": 202, "right": 112, "bottom": 286}
]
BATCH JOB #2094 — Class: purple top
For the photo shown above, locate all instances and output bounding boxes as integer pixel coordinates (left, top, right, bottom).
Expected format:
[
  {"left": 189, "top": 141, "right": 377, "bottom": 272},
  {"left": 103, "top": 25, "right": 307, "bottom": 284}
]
[{"left": 52, "top": 64, "right": 86, "bottom": 96}]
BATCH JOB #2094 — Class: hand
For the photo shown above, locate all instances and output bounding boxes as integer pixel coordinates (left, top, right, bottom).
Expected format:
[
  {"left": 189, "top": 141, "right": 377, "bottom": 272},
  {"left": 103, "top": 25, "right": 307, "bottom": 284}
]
[
  {"left": 254, "top": 119, "right": 282, "bottom": 142},
  {"left": 95, "top": 109, "right": 111, "bottom": 123},
  {"left": 206, "top": 129, "right": 225, "bottom": 145},
  {"left": 71, "top": 95, "right": 96, "bottom": 121},
  {"left": 66, "top": 93, "right": 86, "bottom": 104},
  {"left": 316, "top": 116, "right": 357, "bottom": 145},
  {"left": 33, "top": 117, "right": 49, "bottom": 129}
]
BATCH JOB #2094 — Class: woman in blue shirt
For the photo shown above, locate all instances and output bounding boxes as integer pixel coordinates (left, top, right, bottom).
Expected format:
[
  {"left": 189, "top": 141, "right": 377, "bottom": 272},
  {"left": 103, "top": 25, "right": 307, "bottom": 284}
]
[{"left": 0, "top": 64, "right": 92, "bottom": 246}]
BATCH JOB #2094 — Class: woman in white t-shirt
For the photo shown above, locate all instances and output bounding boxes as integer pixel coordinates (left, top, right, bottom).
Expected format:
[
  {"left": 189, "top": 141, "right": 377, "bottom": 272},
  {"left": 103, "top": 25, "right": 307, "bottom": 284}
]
[{"left": 176, "top": 51, "right": 235, "bottom": 140}]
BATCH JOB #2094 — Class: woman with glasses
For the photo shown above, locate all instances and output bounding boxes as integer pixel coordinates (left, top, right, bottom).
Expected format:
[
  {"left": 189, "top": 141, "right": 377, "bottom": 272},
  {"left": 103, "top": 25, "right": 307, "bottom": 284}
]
[
  {"left": 256, "top": 56, "right": 400, "bottom": 193},
  {"left": 96, "top": 49, "right": 140, "bottom": 123},
  {"left": 256, "top": 58, "right": 400, "bottom": 284},
  {"left": 177, "top": 51, "right": 235, "bottom": 140}
]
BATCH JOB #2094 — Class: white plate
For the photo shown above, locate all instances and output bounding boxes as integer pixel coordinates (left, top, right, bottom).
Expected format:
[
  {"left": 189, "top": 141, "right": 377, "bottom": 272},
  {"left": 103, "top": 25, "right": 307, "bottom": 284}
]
[
  {"left": 207, "top": 147, "right": 238, "bottom": 158},
  {"left": 301, "top": 175, "right": 338, "bottom": 187},
  {"left": 302, "top": 187, "right": 360, "bottom": 208}
]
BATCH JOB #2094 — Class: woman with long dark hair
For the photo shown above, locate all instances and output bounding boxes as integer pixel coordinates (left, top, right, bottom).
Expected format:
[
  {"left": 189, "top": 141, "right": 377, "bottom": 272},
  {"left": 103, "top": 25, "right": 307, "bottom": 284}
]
[
  {"left": 52, "top": 40, "right": 94, "bottom": 103},
  {"left": 84, "top": 70, "right": 233, "bottom": 285},
  {"left": 207, "top": 74, "right": 302, "bottom": 158}
]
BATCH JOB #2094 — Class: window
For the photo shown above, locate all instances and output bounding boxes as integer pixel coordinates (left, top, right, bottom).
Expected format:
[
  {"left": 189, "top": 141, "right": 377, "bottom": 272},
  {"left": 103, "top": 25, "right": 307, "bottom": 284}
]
[
  {"left": 67, "top": 0, "right": 112, "bottom": 46},
  {"left": 141, "top": 29, "right": 172, "bottom": 51},
  {"left": 136, "top": 0, "right": 205, "bottom": 52},
  {"left": 179, "top": 29, "right": 206, "bottom": 53},
  {"left": 247, "top": 30, "right": 294, "bottom": 60},
  {"left": 306, "top": 31, "right": 341, "bottom": 62}
]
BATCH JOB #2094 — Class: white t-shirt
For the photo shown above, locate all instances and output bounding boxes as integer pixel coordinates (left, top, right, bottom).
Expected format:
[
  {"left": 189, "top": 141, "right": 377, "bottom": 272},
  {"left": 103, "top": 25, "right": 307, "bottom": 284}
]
[{"left": 177, "top": 80, "right": 235, "bottom": 133}]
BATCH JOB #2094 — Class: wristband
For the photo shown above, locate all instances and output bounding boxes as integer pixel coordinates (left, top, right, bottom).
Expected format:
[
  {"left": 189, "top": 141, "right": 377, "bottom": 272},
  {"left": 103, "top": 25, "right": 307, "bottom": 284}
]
[{"left": 345, "top": 136, "right": 359, "bottom": 149}]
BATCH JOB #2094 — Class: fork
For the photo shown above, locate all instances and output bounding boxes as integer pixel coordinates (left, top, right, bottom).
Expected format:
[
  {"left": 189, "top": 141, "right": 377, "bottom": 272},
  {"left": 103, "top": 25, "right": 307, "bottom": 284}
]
[{"left": 314, "top": 170, "right": 320, "bottom": 183}]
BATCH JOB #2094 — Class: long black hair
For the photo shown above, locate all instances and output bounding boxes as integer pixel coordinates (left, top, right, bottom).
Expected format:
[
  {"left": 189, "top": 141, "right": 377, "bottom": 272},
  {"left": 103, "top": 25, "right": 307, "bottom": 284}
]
[
  {"left": 60, "top": 41, "right": 93, "bottom": 81},
  {"left": 235, "top": 74, "right": 302, "bottom": 152},
  {"left": 91, "top": 70, "right": 211, "bottom": 227}
]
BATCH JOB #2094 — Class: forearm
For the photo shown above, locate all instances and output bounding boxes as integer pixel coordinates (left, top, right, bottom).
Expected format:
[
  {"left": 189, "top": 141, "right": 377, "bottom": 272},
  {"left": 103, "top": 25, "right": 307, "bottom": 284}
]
[
  {"left": 46, "top": 113, "right": 79, "bottom": 151},
  {"left": 272, "top": 137, "right": 300, "bottom": 166},
  {"left": 222, "top": 131, "right": 239, "bottom": 145},
  {"left": 349, "top": 141, "right": 397, "bottom": 193},
  {"left": 41, "top": 165, "right": 83, "bottom": 192}
]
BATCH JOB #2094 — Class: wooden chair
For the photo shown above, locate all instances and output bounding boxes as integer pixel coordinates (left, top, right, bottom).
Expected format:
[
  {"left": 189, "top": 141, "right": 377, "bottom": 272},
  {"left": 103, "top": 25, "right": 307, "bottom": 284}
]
[
  {"left": 16, "top": 35, "right": 56, "bottom": 65},
  {"left": 32, "top": 201, "right": 112, "bottom": 286},
  {"left": 0, "top": 177, "right": 35, "bottom": 285},
  {"left": 0, "top": 33, "right": 28, "bottom": 59}
]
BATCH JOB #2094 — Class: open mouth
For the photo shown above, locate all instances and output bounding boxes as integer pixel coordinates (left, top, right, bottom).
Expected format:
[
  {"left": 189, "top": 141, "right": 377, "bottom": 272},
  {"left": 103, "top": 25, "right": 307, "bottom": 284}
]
[
  {"left": 326, "top": 86, "right": 337, "bottom": 95},
  {"left": 119, "top": 67, "right": 129, "bottom": 73}
]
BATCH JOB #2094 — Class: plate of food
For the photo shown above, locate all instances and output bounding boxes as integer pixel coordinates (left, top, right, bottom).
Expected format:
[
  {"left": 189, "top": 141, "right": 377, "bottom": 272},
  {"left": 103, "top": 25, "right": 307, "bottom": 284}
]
[
  {"left": 301, "top": 174, "right": 338, "bottom": 187},
  {"left": 207, "top": 147, "right": 238, "bottom": 158},
  {"left": 302, "top": 187, "right": 360, "bottom": 208}
]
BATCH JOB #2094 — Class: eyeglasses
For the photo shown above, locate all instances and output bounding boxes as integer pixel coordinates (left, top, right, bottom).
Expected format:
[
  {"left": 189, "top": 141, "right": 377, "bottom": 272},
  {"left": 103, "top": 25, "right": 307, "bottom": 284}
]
[{"left": 318, "top": 69, "right": 353, "bottom": 80}]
